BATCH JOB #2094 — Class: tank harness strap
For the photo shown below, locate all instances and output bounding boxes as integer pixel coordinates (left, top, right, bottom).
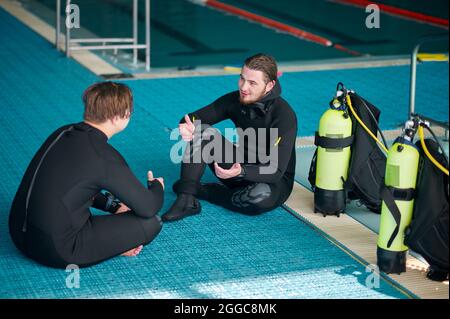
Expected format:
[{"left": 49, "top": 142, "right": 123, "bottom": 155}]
[
  {"left": 314, "top": 131, "right": 354, "bottom": 149},
  {"left": 386, "top": 186, "right": 415, "bottom": 201},
  {"left": 380, "top": 185, "right": 415, "bottom": 248},
  {"left": 308, "top": 149, "right": 318, "bottom": 190},
  {"left": 22, "top": 126, "right": 74, "bottom": 233}
]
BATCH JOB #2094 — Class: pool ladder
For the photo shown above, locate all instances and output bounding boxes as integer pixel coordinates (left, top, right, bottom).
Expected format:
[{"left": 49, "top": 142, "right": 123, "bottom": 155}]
[{"left": 55, "top": 0, "right": 151, "bottom": 71}]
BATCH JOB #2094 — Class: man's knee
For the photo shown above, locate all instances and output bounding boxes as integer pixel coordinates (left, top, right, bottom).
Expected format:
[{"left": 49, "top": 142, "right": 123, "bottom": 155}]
[
  {"left": 231, "top": 183, "right": 278, "bottom": 214},
  {"left": 140, "top": 215, "right": 163, "bottom": 244}
]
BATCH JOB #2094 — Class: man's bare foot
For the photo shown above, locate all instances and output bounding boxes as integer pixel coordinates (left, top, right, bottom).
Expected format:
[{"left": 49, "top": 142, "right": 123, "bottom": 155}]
[
  {"left": 121, "top": 245, "right": 143, "bottom": 257},
  {"left": 115, "top": 203, "right": 131, "bottom": 214}
]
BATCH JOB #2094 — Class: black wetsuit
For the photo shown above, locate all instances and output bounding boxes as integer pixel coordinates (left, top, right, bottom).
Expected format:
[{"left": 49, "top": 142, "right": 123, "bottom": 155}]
[
  {"left": 9, "top": 122, "right": 164, "bottom": 269},
  {"left": 174, "top": 81, "right": 297, "bottom": 214}
]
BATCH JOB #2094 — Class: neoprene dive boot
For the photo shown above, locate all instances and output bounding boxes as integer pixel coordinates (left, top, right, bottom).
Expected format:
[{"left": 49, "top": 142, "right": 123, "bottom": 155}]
[{"left": 162, "top": 193, "right": 201, "bottom": 222}]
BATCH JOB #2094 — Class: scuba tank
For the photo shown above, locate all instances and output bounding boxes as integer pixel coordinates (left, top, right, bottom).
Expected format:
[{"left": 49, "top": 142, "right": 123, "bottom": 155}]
[
  {"left": 377, "top": 120, "right": 420, "bottom": 274},
  {"left": 309, "top": 83, "right": 387, "bottom": 216},
  {"left": 377, "top": 116, "right": 449, "bottom": 277},
  {"left": 312, "top": 84, "right": 353, "bottom": 217}
]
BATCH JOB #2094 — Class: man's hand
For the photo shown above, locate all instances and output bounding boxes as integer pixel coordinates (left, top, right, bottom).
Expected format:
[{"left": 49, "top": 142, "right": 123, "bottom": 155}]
[
  {"left": 214, "top": 163, "right": 242, "bottom": 179},
  {"left": 148, "top": 171, "right": 164, "bottom": 190},
  {"left": 179, "top": 114, "right": 195, "bottom": 141}
]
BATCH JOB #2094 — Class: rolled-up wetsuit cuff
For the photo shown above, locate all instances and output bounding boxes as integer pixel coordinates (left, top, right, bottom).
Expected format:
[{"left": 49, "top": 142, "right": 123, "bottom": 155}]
[{"left": 173, "top": 179, "right": 200, "bottom": 195}]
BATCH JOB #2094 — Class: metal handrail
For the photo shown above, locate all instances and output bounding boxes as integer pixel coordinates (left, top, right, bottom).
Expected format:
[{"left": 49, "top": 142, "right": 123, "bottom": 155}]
[
  {"left": 409, "top": 34, "right": 448, "bottom": 119},
  {"left": 70, "top": 44, "right": 147, "bottom": 51},
  {"left": 70, "top": 38, "right": 136, "bottom": 43},
  {"left": 56, "top": 0, "right": 151, "bottom": 71},
  {"left": 409, "top": 34, "right": 449, "bottom": 140}
]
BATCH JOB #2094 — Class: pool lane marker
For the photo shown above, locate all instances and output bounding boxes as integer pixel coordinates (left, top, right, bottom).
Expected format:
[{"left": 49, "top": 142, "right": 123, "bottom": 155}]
[
  {"left": 331, "top": 0, "right": 449, "bottom": 29},
  {"left": 192, "top": 0, "right": 364, "bottom": 56}
]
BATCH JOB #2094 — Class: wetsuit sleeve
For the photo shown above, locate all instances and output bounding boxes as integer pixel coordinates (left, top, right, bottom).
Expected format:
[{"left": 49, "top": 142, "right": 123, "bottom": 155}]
[
  {"left": 102, "top": 162, "right": 164, "bottom": 218},
  {"left": 179, "top": 93, "right": 234, "bottom": 126},
  {"left": 241, "top": 124, "right": 297, "bottom": 184}
]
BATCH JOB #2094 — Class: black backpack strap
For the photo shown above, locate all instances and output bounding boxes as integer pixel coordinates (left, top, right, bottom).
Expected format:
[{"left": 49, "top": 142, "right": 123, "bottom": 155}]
[
  {"left": 308, "top": 148, "right": 318, "bottom": 190},
  {"left": 386, "top": 186, "right": 415, "bottom": 201},
  {"left": 314, "top": 131, "right": 354, "bottom": 149},
  {"left": 380, "top": 185, "right": 415, "bottom": 248}
]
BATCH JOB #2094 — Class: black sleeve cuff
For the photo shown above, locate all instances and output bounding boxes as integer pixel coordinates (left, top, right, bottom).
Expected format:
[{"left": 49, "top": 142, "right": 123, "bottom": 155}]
[
  {"left": 229, "top": 164, "right": 246, "bottom": 182},
  {"left": 91, "top": 192, "right": 120, "bottom": 214},
  {"left": 147, "top": 179, "right": 164, "bottom": 192},
  {"left": 92, "top": 193, "right": 108, "bottom": 210}
]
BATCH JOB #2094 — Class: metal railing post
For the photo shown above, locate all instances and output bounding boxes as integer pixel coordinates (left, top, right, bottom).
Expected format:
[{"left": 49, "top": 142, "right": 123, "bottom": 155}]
[
  {"left": 65, "top": 0, "right": 71, "bottom": 58},
  {"left": 409, "top": 44, "right": 420, "bottom": 120},
  {"left": 409, "top": 34, "right": 449, "bottom": 120},
  {"left": 56, "top": 0, "right": 60, "bottom": 50},
  {"left": 145, "top": 0, "right": 151, "bottom": 71},
  {"left": 133, "top": 0, "right": 138, "bottom": 65}
]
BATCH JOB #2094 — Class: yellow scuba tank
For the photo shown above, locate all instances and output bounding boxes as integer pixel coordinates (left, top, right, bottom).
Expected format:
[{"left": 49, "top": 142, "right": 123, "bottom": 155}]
[
  {"left": 313, "top": 87, "right": 353, "bottom": 217},
  {"left": 377, "top": 120, "right": 420, "bottom": 274}
]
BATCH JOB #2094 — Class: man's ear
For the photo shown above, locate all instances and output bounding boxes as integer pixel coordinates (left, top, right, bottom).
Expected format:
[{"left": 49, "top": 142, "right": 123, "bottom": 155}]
[
  {"left": 266, "top": 80, "right": 275, "bottom": 93},
  {"left": 110, "top": 115, "right": 120, "bottom": 126}
]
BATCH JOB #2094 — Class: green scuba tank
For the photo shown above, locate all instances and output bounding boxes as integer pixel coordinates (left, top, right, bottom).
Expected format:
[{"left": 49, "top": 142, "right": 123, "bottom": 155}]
[
  {"left": 313, "top": 92, "right": 353, "bottom": 217},
  {"left": 377, "top": 135, "right": 420, "bottom": 274}
]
